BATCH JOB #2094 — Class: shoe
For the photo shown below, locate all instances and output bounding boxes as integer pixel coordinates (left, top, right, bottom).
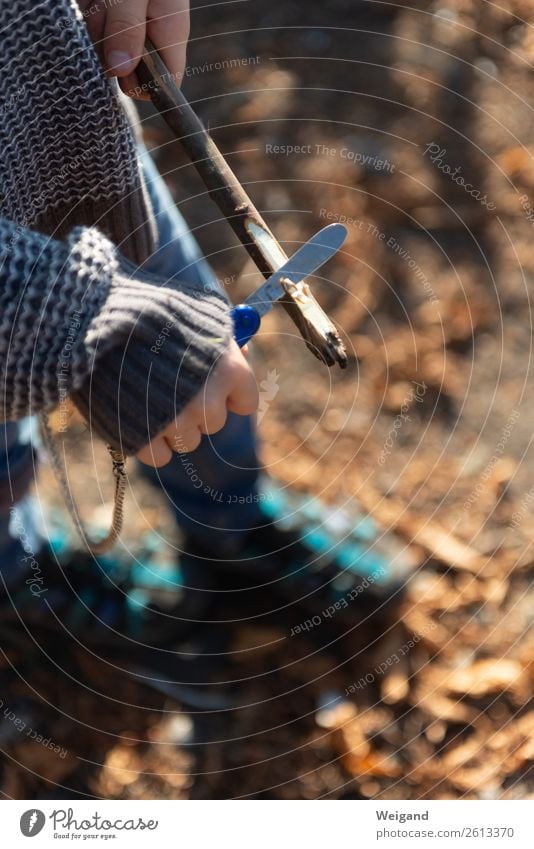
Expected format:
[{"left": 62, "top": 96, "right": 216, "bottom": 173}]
[
  {"left": 184, "top": 475, "right": 415, "bottom": 629},
  {"left": 0, "top": 533, "right": 214, "bottom": 650}
]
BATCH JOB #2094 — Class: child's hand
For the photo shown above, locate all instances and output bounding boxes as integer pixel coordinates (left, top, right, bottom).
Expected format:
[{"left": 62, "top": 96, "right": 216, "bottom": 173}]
[
  {"left": 77, "top": 0, "right": 190, "bottom": 98},
  {"left": 136, "top": 341, "right": 259, "bottom": 467}
]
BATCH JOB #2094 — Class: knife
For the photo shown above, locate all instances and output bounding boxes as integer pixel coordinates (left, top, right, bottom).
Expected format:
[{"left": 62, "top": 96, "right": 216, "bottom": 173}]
[{"left": 231, "top": 223, "right": 348, "bottom": 347}]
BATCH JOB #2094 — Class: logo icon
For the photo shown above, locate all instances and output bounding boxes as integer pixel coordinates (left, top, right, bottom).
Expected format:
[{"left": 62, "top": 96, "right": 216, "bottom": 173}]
[{"left": 20, "top": 810, "right": 46, "bottom": 837}]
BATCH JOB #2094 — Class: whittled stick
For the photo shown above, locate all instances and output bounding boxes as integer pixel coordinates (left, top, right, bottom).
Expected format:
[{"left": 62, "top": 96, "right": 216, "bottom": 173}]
[{"left": 137, "top": 40, "right": 347, "bottom": 368}]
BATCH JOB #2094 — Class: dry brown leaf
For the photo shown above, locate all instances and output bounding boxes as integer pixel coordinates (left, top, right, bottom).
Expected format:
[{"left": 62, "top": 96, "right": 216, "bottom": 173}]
[
  {"left": 408, "top": 572, "right": 494, "bottom": 612},
  {"left": 411, "top": 524, "right": 486, "bottom": 574},
  {"left": 315, "top": 701, "right": 357, "bottom": 730},
  {"left": 326, "top": 710, "right": 401, "bottom": 779},
  {"left": 402, "top": 609, "right": 450, "bottom": 651},
  {"left": 381, "top": 650, "right": 410, "bottom": 705},
  {"left": 449, "top": 763, "right": 500, "bottom": 793},
  {"left": 438, "top": 712, "right": 534, "bottom": 793},
  {"left": 442, "top": 737, "right": 482, "bottom": 771},
  {"left": 480, "top": 577, "right": 509, "bottom": 606},
  {"left": 488, "top": 712, "right": 534, "bottom": 753},
  {"left": 345, "top": 751, "right": 402, "bottom": 779}
]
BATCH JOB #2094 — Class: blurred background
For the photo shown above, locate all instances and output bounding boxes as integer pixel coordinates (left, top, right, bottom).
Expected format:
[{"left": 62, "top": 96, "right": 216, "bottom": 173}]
[{"left": 3, "top": 0, "right": 534, "bottom": 799}]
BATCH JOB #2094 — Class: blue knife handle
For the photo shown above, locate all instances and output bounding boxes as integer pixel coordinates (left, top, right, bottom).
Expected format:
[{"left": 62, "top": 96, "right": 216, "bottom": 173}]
[{"left": 231, "top": 304, "right": 261, "bottom": 347}]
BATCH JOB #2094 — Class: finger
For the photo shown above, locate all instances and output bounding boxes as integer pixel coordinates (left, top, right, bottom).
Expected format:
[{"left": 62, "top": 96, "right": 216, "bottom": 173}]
[
  {"left": 147, "top": 0, "right": 190, "bottom": 86},
  {"left": 103, "top": 0, "right": 149, "bottom": 78},
  {"left": 118, "top": 73, "right": 151, "bottom": 100},
  {"left": 136, "top": 434, "right": 173, "bottom": 467}
]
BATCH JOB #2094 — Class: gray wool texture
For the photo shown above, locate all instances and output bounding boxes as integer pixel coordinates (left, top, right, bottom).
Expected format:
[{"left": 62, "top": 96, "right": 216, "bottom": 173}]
[{"left": 0, "top": 0, "right": 232, "bottom": 455}]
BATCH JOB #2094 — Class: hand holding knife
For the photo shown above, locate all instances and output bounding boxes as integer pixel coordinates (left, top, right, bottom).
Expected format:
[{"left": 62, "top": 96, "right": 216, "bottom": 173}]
[{"left": 231, "top": 223, "right": 348, "bottom": 347}]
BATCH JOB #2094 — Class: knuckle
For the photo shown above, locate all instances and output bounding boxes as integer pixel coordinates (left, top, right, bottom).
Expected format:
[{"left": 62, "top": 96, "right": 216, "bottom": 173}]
[
  {"left": 171, "top": 435, "right": 187, "bottom": 453},
  {"left": 170, "top": 425, "right": 188, "bottom": 449},
  {"left": 203, "top": 405, "right": 227, "bottom": 433}
]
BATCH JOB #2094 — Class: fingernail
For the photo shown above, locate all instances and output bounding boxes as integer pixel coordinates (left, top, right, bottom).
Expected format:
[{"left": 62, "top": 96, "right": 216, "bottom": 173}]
[{"left": 107, "top": 50, "right": 136, "bottom": 75}]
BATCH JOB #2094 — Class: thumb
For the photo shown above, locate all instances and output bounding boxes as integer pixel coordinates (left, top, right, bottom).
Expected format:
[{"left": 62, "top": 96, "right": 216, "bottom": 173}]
[
  {"left": 104, "top": 0, "right": 149, "bottom": 77},
  {"left": 136, "top": 434, "right": 172, "bottom": 467}
]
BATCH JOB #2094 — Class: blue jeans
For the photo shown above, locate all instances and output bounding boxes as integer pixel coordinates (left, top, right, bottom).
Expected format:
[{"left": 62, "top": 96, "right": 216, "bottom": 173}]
[
  {"left": 137, "top": 151, "right": 262, "bottom": 542},
  {"left": 0, "top": 152, "right": 260, "bottom": 588}
]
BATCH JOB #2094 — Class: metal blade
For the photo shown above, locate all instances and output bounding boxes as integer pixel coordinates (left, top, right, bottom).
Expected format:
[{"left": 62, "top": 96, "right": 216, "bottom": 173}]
[{"left": 244, "top": 223, "right": 348, "bottom": 317}]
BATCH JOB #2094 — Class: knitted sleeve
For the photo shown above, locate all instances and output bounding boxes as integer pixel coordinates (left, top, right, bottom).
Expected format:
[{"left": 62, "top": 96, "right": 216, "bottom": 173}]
[{"left": 0, "top": 220, "right": 232, "bottom": 455}]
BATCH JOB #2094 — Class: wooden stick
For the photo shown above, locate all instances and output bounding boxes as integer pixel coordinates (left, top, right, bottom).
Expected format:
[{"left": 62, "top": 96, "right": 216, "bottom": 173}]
[{"left": 137, "top": 40, "right": 347, "bottom": 368}]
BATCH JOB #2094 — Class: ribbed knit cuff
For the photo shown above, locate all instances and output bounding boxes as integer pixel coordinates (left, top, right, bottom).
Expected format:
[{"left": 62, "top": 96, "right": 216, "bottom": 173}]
[{"left": 70, "top": 265, "right": 233, "bottom": 456}]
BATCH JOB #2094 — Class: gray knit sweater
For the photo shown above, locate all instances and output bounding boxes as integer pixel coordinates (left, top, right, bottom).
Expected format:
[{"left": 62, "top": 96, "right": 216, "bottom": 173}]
[{"left": 0, "top": 0, "right": 232, "bottom": 455}]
